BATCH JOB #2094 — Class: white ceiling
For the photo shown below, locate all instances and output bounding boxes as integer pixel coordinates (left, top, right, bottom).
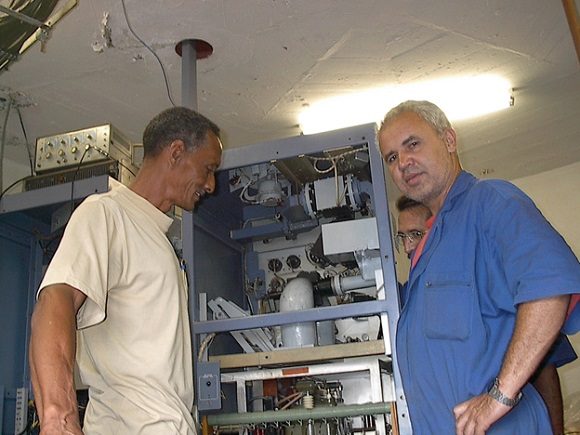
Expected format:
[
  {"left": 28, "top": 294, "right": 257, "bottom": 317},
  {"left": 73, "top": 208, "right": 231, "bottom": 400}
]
[{"left": 1, "top": 0, "right": 579, "bottom": 183}]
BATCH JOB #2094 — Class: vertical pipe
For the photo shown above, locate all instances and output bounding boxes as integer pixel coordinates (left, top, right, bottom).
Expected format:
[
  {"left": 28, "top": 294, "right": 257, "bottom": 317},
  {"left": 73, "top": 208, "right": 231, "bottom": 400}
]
[
  {"left": 562, "top": 0, "right": 580, "bottom": 63},
  {"left": 181, "top": 39, "right": 198, "bottom": 110}
]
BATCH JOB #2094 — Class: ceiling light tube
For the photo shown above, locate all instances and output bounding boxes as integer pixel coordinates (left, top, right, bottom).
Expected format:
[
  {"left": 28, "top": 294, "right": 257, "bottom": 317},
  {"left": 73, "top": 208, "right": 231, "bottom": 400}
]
[{"left": 299, "top": 75, "right": 513, "bottom": 135}]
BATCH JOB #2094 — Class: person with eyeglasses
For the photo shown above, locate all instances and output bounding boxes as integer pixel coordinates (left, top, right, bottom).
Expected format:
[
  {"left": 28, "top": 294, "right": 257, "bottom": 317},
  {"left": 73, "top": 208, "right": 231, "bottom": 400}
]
[
  {"left": 395, "top": 195, "right": 432, "bottom": 259},
  {"left": 395, "top": 195, "right": 577, "bottom": 434},
  {"left": 379, "top": 100, "right": 580, "bottom": 434}
]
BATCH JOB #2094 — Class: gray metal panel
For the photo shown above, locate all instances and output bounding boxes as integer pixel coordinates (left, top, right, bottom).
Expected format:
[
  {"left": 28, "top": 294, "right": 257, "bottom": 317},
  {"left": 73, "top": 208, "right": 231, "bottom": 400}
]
[
  {"left": 0, "top": 384, "right": 3, "bottom": 433},
  {"left": 0, "top": 174, "right": 110, "bottom": 214},
  {"left": 367, "top": 129, "right": 413, "bottom": 434},
  {"left": 221, "top": 123, "right": 378, "bottom": 170},
  {"left": 192, "top": 300, "right": 389, "bottom": 334}
]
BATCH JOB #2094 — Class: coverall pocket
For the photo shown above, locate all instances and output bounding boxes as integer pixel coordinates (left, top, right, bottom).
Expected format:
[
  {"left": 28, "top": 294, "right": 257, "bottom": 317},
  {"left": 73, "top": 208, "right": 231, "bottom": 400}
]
[{"left": 423, "top": 274, "right": 473, "bottom": 340}]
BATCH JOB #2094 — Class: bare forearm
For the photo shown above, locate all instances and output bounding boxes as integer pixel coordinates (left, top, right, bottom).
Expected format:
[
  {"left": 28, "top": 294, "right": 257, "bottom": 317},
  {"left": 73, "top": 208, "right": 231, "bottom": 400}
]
[
  {"left": 454, "top": 295, "right": 570, "bottom": 434},
  {"left": 498, "top": 295, "right": 569, "bottom": 398},
  {"left": 29, "top": 286, "right": 85, "bottom": 434}
]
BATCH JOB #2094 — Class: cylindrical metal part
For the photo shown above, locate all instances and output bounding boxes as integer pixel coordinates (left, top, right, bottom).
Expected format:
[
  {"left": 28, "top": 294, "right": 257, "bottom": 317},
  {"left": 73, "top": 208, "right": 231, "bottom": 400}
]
[
  {"left": 331, "top": 274, "right": 376, "bottom": 295},
  {"left": 180, "top": 39, "right": 198, "bottom": 110},
  {"left": 207, "top": 402, "right": 390, "bottom": 426},
  {"left": 280, "top": 278, "right": 316, "bottom": 347}
]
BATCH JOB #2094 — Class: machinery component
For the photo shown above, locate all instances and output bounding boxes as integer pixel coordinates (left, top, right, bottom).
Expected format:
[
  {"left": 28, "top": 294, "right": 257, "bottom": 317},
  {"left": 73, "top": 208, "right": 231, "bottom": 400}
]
[
  {"left": 354, "top": 249, "right": 383, "bottom": 281},
  {"left": 331, "top": 274, "right": 376, "bottom": 297},
  {"left": 207, "top": 401, "right": 390, "bottom": 425},
  {"left": 35, "top": 124, "right": 133, "bottom": 173},
  {"left": 279, "top": 277, "right": 316, "bottom": 348},
  {"left": 208, "top": 297, "right": 274, "bottom": 352},
  {"left": 14, "top": 387, "right": 28, "bottom": 434},
  {"left": 321, "top": 217, "right": 379, "bottom": 261},
  {"left": 302, "top": 173, "right": 366, "bottom": 219},
  {"left": 196, "top": 361, "right": 221, "bottom": 411},
  {"left": 286, "top": 254, "right": 301, "bottom": 269},
  {"left": 256, "top": 174, "right": 284, "bottom": 206},
  {"left": 190, "top": 125, "right": 409, "bottom": 434},
  {"left": 229, "top": 166, "right": 290, "bottom": 207},
  {"left": 335, "top": 316, "right": 381, "bottom": 343},
  {"left": 267, "top": 258, "right": 283, "bottom": 272},
  {"left": 24, "top": 159, "right": 137, "bottom": 191}
]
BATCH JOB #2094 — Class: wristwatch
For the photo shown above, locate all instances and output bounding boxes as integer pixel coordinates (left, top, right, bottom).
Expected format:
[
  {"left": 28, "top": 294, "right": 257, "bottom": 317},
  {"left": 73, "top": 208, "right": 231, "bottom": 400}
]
[{"left": 487, "top": 378, "right": 522, "bottom": 407}]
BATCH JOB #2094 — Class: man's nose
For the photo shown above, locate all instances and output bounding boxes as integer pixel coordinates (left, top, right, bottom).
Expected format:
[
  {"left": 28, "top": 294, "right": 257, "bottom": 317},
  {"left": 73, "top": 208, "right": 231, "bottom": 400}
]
[
  {"left": 204, "top": 173, "right": 216, "bottom": 194},
  {"left": 398, "top": 150, "right": 412, "bottom": 170},
  {"left": 403, "top": 238, "right": 416, "bottom": 255}
]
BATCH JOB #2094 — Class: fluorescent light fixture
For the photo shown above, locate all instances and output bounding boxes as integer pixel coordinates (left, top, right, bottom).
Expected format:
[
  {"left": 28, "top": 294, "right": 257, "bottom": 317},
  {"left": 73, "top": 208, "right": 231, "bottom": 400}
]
[{"left": 298, "top": 74, "right": 513, "bottom": 135}]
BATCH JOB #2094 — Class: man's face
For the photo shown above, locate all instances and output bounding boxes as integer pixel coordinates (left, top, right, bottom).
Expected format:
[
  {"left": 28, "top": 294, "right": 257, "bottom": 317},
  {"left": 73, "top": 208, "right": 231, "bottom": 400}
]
[
  {"left": 397, "top": 208, "right": 428, "bottom": 258},
  {"left": 172, "top": 131, "right": 223, "bottom": 211},
  {"left": 379, "top": 111, "right": 458, "bottom": 211}
]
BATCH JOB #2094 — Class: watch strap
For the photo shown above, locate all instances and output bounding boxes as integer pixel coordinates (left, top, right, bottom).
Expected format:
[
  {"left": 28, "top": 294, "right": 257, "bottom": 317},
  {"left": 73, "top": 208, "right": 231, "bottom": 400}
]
[{"left": 487, "top": 378, "right": 522, "bottom": 407}]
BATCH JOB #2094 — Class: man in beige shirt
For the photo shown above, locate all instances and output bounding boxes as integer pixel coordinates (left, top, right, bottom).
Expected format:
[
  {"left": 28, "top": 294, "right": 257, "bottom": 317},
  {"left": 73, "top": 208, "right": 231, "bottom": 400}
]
[{"left": 29, "top": 107, "right": 223, "bottom": 434}]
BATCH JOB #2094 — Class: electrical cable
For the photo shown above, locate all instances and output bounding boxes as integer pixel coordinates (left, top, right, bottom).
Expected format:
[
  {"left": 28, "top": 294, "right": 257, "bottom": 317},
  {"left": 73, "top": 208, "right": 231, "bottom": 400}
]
[
  {"left": 279, "top": 392, "right": 304, "bottom": 410},
  {"left": 120, "top": 0, "right": 177, "bottom": 107},
  {"left": 16, "top": 105, "right": 34, "bottom": 176},
  {"left": 0, "top": 175, "right": 30, "bottom": 202},
  {"left": 67, "top": 145, "right": 90, "bottom": 219},
  {"left": 306, "top": 147, "right": 368, "bottom": 207},
  {"left": 0, "top": 95, "right": 12, "bottom": 194},
  {"left": 198, "top": 332, "right": 217, "bottom": 361},
  {"left": 70, "top": 143, "right": 137, "bottom": 212}
]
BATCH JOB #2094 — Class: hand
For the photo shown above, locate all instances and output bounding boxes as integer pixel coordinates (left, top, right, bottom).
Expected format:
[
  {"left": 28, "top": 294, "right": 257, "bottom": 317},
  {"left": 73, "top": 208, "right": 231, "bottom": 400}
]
[{"left": 453, "top": 393, "right": 511, "bottom": 435}]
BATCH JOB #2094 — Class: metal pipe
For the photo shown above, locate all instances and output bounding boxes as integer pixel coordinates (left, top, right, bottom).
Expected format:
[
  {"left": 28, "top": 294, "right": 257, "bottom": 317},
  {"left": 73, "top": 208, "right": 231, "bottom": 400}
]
[
  {"left": 193, "top": 299, "right": 390, "bottom": 334},
  {"left": 0, "top": 4, "right": 50, "bottom": 29},
  {"left": 332, "top": 274, "right": 376, "bottom": 295},
  {"left": 562, "top": 0, "right": 580, "bottom": 63},
  {"left": 280, "top": 277, "right": 316, "bottom": 347},
  {"left": 207, "top": 402, "right": 390, "bottom": 426},
  {"left": 181, "top": 39, "right": 198, "bottom": 110}
]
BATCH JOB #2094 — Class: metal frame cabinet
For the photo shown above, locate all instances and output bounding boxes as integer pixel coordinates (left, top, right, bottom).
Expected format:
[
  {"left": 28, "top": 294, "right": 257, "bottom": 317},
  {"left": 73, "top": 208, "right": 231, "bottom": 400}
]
[{"left": 182, "top": 123, "right": 412, "bottom": 434}]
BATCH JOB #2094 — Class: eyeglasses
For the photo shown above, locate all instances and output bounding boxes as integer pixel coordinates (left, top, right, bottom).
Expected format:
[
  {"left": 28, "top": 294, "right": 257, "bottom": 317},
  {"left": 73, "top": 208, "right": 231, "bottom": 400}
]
[{"left": 394, "top": 230, "right": 426, "bottom": 250}]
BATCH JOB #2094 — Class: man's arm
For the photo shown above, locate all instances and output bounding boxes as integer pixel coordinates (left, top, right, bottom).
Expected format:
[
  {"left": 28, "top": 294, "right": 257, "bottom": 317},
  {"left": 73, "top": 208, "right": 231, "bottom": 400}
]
[
  {"left": 453, "top": 294, "right": 569, "bottom": 435},
  {"left": 29, "top": 284, "right": 87, "bottom": 435}
]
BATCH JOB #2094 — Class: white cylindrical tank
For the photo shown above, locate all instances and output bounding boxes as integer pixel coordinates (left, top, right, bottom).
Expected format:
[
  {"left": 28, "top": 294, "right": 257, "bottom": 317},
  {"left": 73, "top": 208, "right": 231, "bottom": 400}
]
[{"left": 279, "top": 278, "right": 317, "bottom": 348}]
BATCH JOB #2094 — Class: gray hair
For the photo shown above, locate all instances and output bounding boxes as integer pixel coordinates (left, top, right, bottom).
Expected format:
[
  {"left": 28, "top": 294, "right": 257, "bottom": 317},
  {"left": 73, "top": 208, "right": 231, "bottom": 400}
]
[
  {"left": 142, "top": 106, "right": 221, "bottom": 158},
  {"left": 379, "top": 100, "right": 452, "bottom": 137}
]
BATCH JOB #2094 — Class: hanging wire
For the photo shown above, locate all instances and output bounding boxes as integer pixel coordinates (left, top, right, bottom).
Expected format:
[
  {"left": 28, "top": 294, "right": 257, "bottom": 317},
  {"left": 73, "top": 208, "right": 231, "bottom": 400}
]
[
  {"left": 0, "top": 95, "right": 12, "bottom": 194},
  {"left": 198, "top": 332, "right": 217, "bottom": 361},
  {"left": 67, "top": 145, "right": 91, "bottom": 218},
  {"left": 15, "top": 105, "right": 34, "bottom": 176},
  {"left": 0, "top": 175, "right": 30, "bottom": 202},
  {"left": 120, "top": 0, "right": 176, "bottom": 107}
]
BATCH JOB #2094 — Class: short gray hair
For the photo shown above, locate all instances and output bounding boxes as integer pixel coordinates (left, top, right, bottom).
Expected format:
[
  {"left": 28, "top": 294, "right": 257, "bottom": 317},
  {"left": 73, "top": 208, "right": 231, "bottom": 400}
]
[{"left": 379, "top": 100, "right": 452, "bottom": 137}]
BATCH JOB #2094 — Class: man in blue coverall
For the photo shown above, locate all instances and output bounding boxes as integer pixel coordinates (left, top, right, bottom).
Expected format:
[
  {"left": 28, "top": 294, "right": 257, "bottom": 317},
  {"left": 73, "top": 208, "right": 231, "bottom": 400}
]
[
  {"left": 396, "top": 195, "right": 577, "bottom": 434},
  {"left": 378, "top": 100, "right": 580, "bottom": 434}
]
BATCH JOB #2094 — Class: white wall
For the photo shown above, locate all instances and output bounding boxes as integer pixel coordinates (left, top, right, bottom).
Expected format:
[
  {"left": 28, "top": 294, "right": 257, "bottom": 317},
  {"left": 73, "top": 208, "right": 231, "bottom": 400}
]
[{"left": 513, "top": 162, "right": 580, "bottom": 413}]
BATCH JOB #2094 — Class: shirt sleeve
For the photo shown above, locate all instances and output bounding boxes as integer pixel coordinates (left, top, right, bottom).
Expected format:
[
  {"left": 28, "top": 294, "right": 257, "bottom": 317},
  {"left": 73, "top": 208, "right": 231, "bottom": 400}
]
[
  {"left": 482, "top": 181, "right": 580, "bottom": 305},
  {"left": 39, "top": 197, "right": 117, "bottom": 329}
]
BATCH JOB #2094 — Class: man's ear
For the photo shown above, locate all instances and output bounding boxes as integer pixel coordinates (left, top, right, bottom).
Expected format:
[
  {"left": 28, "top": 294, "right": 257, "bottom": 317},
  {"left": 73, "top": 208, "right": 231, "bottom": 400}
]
[
  {"left": 168, "top": 140, "right": 186, "bottom": 167},
  {"left": 443, "top": 128, "right": 457, "bottom": 153}
]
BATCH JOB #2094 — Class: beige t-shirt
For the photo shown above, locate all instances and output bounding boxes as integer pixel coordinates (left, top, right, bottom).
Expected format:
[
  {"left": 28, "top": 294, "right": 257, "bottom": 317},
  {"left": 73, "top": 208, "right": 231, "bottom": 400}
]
[{"left": 39, "top": 180, "right": 194, "bottom": 434}]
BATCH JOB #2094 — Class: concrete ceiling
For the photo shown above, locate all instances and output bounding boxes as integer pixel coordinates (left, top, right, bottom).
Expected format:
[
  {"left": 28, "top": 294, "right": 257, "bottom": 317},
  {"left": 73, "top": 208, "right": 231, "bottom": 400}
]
[{"left": 1, "top": 0, "right": 579, "bottom": 184}]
